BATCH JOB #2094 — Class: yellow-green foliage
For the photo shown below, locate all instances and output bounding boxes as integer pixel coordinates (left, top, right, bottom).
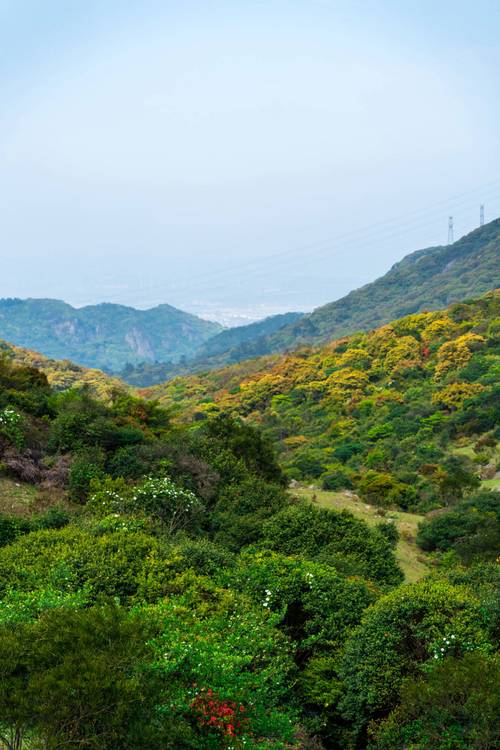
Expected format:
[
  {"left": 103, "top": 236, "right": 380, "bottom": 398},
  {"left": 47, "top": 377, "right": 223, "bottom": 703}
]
[
  {"left": 3, "top": 341, "right": 127, "bottom": 400},
  {"left": 145, "top": 291, "right": 500, "bottom": 509},
  {"left": 434, "top": 333, "right": 485, "bottom": 381},
  {"left": 432, "top": 381, "right": 485, "bottom": 409}
]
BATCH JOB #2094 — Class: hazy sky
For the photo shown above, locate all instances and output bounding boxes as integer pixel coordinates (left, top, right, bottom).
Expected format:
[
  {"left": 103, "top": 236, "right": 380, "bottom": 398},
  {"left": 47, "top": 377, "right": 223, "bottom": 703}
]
[{"left": 1, "top": 0, "right": 500, "bottom": 323}]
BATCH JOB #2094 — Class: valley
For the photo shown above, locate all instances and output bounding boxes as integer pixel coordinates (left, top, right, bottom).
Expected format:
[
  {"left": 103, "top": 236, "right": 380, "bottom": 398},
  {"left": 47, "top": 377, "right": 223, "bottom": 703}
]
[{"left": 0, "top": 239, "right": 498, "bottom": 750}]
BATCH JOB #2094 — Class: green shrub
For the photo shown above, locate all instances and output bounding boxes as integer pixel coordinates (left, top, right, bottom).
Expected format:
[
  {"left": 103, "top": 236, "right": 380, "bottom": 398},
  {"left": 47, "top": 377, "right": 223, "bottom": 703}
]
[
  {"left": 226, "top": 549, "right": 377, "bottom": 655},
  {"left": 0, "top": 605, "right": 177, "bottom": 749},
  {"left": 322, "top": 468, "right": 354, "bottom": 490},
  {"left": 0, "top": 515, "right": 31, "bottom": 547},
  {"left": 261, "top": 503, "right": 403, "bottom": 587},
  {"left": 370, "top": 652, "right": 500, "bottom": 750},
  {"left": 68, "top": 448, "right": 105, "bottom": 502},
  {"left": 339, "top": 578, "right": 493, "bottom": 736},
  {"left": 417, "top": 490, "right": 500, "bottom": 562},
  {"left": 0, "top": 407, "right": 25, "bottom": 448},
  {"left": 376, "top": 520, "right": 399, "bottom": 548},
  {"left": 211, "top": 477, "right": 288, "bottom": 550}
]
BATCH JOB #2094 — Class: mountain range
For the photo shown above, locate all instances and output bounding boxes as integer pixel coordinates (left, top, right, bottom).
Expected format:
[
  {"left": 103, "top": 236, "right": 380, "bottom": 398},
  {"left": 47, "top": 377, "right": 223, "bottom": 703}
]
[
  {"left": 126, "top": 218, "right": 500, "bottom": 382},
  {"left": 1, "top": 218, "right": 499, "bottom": 383},
  {"left": 0, "top": 299, "right": 222, "bottom": 373}
]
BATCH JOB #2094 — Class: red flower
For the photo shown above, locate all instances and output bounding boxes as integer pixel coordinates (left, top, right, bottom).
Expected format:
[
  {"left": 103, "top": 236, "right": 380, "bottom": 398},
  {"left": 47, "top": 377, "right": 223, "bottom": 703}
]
[{"left": 191, "top": 689, "right": 249, "bottom": 738}]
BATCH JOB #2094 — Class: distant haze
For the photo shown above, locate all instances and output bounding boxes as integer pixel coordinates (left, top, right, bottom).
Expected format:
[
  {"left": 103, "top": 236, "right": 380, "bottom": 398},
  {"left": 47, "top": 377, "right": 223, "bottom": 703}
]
[{"left": 1, "top": 0, "right": 500, "bottom": 323}]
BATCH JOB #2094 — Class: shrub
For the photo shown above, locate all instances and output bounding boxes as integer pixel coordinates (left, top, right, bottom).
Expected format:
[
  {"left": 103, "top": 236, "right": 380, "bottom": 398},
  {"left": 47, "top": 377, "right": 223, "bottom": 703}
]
[
  {"left": 376, "top": 520, "right": 399, "bottom": 548},
  {"left": 339, "top": 578, "right": 493, "bottom": 736},
  {"left": 0, "top": 605, "right": 175, "bottom": 750},
  {"left": 322, "top": 467, "right": 353, "bottom": 490},
  {"left": 0, "top": 516, "right": 31, "bottom": 548},
  {"left": 369, "top": 652, "right": 500, "bottom": 750},
  {"left": 131, "top": 476, "right": 204, "bottom": 534},
  {"left": 262, "top": 503, "right": 403, "bottom": 587},
  {"left": 226, "top": 549, "right": 377, "bottom": 655},
  {"left": 211, "top": 477, "right": 288, "bottom": 550},
  {"left": 0, "top": 407, "right": 25, "bottom": 448},
  {"left": 202, "top": 413, "right": 286, "bottom": 485},
  {"left": 68, "top": 448, "right": 106, "bottom": 502},
  {"left": 417, "top": 490, "right": 500, "bottom": 562}
]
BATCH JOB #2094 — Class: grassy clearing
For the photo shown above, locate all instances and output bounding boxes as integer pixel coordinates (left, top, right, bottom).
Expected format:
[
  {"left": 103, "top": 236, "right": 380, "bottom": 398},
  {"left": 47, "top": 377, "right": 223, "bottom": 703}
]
[
  {"left": 453, "top": 441, "right": 500, "bottom": 490},
  {"left": 0, "top": 477, "right": 39, "bottom": 517},
  {"left": 294, "top": 487, "right": 431, "bottom": 583},
  {"left": 0, "top": 477, "right": 72, "bottom": 518},
  {"left": 481, "top": 478, "right": 500, "bottom": 491},
  {"left": 453, "top": 444, "right": 476, "bottom": 459}
]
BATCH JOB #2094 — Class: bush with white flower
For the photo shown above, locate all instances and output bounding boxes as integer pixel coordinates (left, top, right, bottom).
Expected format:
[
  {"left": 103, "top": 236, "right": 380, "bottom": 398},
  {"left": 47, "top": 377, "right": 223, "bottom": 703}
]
[
  {"left": 0, "top": 406, "right": 25, "bottom": 448},
  {"left": 430, "top": 632, "right": 475, "bottom": 661},
  {"left": 89, "top": 475, "right": 204, "bottom": 534},
  {"left": 131, "top": 476, "right": 204, "bottom": 533}
]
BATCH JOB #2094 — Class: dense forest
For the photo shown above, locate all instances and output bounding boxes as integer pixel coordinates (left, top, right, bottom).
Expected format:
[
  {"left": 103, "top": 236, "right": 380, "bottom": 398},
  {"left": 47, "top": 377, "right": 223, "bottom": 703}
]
[{"left": 0, "top": 291, "right": 498, "bottom": 749}]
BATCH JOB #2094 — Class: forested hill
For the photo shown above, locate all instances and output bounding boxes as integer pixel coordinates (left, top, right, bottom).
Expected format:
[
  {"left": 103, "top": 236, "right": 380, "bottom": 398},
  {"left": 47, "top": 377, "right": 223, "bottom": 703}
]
[
  {"left": 122, "top": 219, "right": 500, "bottom": 382},
  {"left": 0, "top": 339, "right": 126, "bottom": 400},
  {"left": 143, "top": 290, "right": 500, "bottom": 511},
  {"left": 189, "top": 311, "right": 303, "bottom": 362},
  {"left": 0, "top": 298, "right": 222, "bottom": 372},
  {"left": 119, "top": 311, "right": 303, "bottom": 385},
  {"left": 0, "top": 292, "right": 498, "bottom": 749},
  {"left": 225, "top": 218, "right": 500, "bottom": 360}
]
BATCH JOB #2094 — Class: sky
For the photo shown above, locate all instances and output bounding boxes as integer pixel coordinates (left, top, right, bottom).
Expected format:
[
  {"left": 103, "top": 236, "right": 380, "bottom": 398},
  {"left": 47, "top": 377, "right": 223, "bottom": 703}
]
[{"left": 1, "top": 0, "right": 500, "bottom": 324}]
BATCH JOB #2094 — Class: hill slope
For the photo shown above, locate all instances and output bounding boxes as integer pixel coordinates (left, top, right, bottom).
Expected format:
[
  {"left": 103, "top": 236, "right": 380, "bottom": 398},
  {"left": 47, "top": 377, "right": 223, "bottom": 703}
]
[
  {"left": 143, "top": 290, "right": 500, "bottom": 511},
  {"left": 191, "top": 311, "right": 303, "bottom": 362},
  {"left": 0, "top": 298, "right": 222, "bottom": 372},
  {"left": 119, "top": 311, "right": 303, "bottom": 385},
  {"left": 233, "top": 218, "right": 500, "bottom": 358},
  {"left": 1, "top": 340, "right": 127, "bottom": 400}
]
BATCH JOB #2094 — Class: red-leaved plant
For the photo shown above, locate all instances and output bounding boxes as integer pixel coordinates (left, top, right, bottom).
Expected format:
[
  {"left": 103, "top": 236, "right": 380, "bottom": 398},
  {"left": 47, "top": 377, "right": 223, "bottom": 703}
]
[{"left": 191, "top": 688, "right": 250, "bottom": 738}]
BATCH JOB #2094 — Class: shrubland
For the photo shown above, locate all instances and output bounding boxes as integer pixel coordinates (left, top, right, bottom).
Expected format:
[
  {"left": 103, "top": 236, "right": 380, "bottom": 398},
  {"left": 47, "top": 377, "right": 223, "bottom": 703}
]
[
  {"left": 0, "top": 295, "right": 498, "bottom": 749},
  {"left": 146, "top": 291, "right": 500, "bottom": 513}
]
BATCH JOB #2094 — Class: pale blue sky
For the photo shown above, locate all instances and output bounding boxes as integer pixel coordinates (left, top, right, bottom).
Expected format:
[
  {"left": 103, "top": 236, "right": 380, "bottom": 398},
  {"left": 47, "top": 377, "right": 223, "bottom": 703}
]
[{"left": 1, "top": 1, "right": 499, "bottom": 321}]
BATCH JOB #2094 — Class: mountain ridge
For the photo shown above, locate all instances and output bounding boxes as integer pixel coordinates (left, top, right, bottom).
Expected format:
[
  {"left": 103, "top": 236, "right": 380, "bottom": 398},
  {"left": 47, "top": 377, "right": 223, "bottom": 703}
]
[
  {"left": 261, "top": 218, "right": 500, "bottom": 353},
  {"left": 0, "top": 297, "right": 223, "bottom": 372}
]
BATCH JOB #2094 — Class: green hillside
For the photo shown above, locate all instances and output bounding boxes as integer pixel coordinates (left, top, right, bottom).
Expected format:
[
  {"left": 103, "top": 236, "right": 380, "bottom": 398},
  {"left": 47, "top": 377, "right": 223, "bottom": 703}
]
[
  {"left": 192, "top": 311, "right": 303, "bottom": 361},
  {"left": 0, "top": 298, "right": 498, "bottom": 749},
  {"left": 0, "top": 298, "right": 222, "bottom": 372},
  {"left": 144, "top": 290, "right": 500, "bottom": 513},
  {"left": 1, "top": 339, "right": 126, "bottom": 400},
  {"left": 126, "top": 219, "right": 500, "bottom": 382},
  {"left": 119, "top": 311, "right": 303, "bottom": 385},
  {"left": 227, "top": 218, "right": 500, "bottom": 360}
]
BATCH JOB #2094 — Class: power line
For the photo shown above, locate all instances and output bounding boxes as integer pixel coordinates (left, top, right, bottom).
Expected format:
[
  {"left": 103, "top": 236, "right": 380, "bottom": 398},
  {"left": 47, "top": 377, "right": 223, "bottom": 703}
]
[
  {"left": 126, "top": 178, "right": 500, "bottom": 292},
  {"left": 95, "top": 181, "right": 500, "bottom": 305}
]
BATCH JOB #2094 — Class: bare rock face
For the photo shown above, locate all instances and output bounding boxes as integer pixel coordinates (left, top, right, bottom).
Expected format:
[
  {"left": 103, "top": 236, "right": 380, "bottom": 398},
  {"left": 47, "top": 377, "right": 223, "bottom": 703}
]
[{"left": 124, "top": 328, "right": 154, "bottom": 360}]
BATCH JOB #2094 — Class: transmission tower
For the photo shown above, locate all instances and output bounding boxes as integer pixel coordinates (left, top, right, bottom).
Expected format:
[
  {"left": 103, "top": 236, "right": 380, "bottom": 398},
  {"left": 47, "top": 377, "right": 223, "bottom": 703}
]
[
  {"left": 448, "top": 216, "right": 454, "bottom": 244},
  {"left": 480, "top": 204, "right": 485, "bottom": 226}
]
